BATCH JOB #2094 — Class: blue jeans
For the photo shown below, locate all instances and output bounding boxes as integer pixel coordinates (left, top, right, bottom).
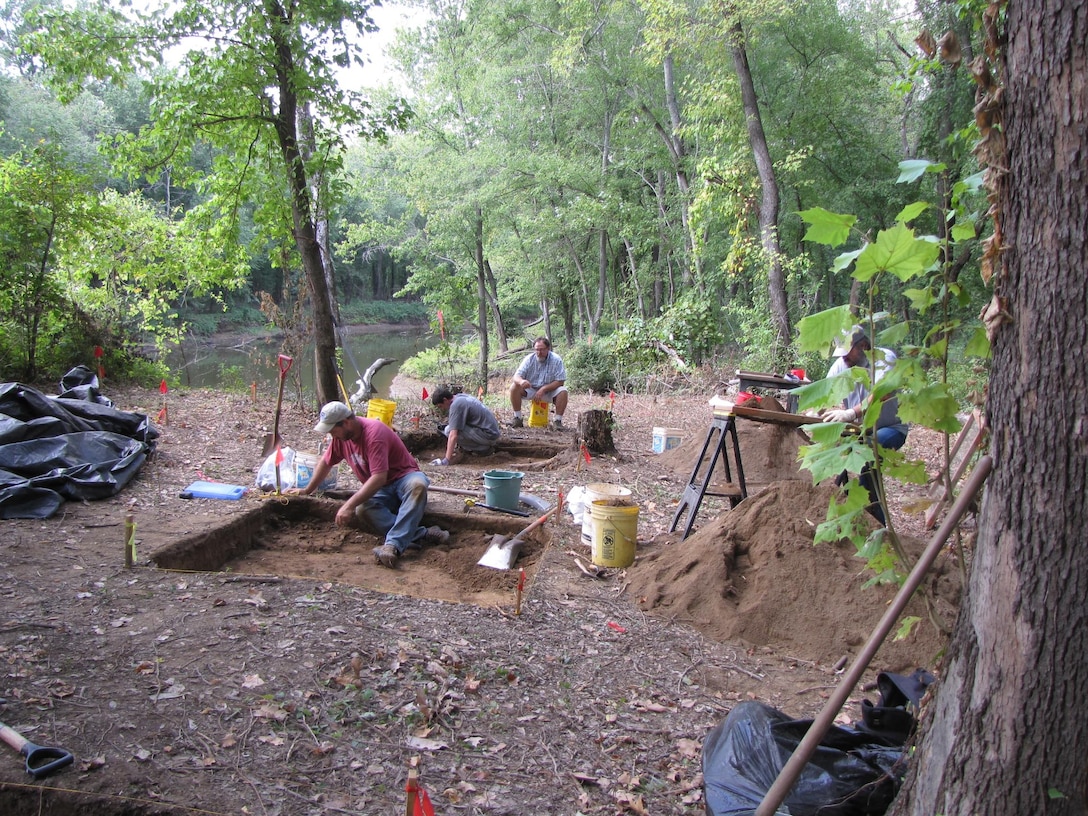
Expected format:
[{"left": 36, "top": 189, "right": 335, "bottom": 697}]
[
  {"left": 859, "top": 427, "right": 908, "bottom": 525},
  {"left": 356, "top": 471, "right": 430, "bottom": 553}
]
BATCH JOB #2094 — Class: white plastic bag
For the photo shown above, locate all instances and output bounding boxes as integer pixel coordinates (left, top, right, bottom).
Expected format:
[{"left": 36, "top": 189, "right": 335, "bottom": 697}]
[
  {"left": 256, "top": 446, "right": 297, "bottom": 491},
  {"left": 566, "top": 485, "right": 587, "bottom": 525}
]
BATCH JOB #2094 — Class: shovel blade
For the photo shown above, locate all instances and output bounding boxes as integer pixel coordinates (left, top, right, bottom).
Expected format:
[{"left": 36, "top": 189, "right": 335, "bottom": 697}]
[
  {"left": 477, "top": 533, "right": 523, "bottom": 570},
  {"left": 261, "top": 433, "right": 282, "bottom": 458}
]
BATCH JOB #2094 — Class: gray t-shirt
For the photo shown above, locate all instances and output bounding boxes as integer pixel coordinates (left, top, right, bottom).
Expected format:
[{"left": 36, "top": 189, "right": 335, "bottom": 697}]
[{"left": 447, "top": 395, "right": 501, "bottom": 439}]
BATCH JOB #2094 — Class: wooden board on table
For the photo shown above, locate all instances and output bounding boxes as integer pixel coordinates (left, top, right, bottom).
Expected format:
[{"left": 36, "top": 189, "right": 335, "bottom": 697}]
[{"left": 731, "top": 404, "right": 817, "bottom": 426}]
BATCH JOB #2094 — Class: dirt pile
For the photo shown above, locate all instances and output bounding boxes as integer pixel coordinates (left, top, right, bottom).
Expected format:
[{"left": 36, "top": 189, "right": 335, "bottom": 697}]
[{"left": 627, "top": 479, "right": 959, "bottom": 670}]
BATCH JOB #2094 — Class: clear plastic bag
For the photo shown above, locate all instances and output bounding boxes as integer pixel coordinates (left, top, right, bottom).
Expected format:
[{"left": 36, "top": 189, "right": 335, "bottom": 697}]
[{"left": 255, "top": 446, "right": 297, "bottom": 491}]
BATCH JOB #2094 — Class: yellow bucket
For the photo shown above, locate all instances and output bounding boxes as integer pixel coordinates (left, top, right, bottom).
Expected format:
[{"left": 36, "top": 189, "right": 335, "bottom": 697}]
[
  {"left": 580, "top": 483, "right": 632, "bottom": 546},
  {"left": 366, "top": 398, "right": 396, "bottom": 427},
  {"left": 589, "top": 499, "right": 638, "bottom": 568},
  {"left": 529, "top": 399, "right": 550, "bottom": 428}
]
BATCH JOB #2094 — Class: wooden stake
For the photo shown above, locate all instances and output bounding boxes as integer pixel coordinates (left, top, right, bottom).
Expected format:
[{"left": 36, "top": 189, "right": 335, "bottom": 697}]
[{"left": 123, "top": 513, "right": 135, "bottom": 568}]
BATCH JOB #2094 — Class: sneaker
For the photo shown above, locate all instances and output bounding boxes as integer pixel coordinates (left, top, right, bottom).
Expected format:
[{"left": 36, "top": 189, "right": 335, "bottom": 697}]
[
  {"left": 373, "top": 544, "right": 399, "bottom": 568},
  {"left": 510, "top": 417, "right": 523, "bottom": 428},
  {"left": 553, "top": 417, "right": 564, "bottom": 429},
  {"left": 420, "top": 526, "right": 450, "bottom": 546}
]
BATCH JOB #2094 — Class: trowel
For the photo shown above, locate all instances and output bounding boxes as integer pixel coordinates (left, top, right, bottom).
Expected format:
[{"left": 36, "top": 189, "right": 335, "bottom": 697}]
[{"left": 477, "top": 503, "right": 560, "bottom": 570}]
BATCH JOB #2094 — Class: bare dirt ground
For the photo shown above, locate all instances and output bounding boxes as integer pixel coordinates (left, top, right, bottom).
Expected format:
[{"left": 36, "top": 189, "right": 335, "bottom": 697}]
[{"left": 0, "top": 372, "right": 975, "bottom": 815}]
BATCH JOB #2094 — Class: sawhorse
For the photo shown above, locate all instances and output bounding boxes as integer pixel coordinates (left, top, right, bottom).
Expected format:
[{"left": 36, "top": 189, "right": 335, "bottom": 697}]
[{"left": 669, "top": 414, "right": 747, "bottom": 540}]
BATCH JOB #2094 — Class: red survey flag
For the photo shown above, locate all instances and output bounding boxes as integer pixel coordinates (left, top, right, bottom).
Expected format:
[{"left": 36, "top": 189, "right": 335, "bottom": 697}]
[
  {"left": 580, "top": 443, "right": 591, "bottom": 464},
  {"left": 160, "top": 379, "right": 168, "bottom": 395},
  {"left": 421, "top": 387, "right": 429, "bottom": 400},
  {"left": 275, "top": 446, "right": 284, "bottom": 466}
]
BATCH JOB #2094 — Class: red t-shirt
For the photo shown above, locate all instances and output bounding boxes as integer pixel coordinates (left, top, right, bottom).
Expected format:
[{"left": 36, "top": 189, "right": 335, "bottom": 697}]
[{"left": 322, "top": 418, "right": 419, "bottom": 484}]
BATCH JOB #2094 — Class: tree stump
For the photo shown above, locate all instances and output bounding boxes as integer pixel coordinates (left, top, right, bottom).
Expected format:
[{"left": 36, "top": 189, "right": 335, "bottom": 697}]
[{"left": 577, "top": 409, "right": 616, "bottom": 453}]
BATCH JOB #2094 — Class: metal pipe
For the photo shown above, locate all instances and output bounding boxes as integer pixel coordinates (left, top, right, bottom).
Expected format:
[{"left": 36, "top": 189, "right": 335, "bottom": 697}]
[{"left": 754, "top": 455, "right": 993, "bottom": 816}]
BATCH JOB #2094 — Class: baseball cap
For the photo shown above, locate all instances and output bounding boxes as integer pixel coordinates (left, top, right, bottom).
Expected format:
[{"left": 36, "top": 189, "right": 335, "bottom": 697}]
[
  {"left": 832, "top": 326, "right": 870, "bottom": 356},
  {"left": 314, "top": 401, "right": 354, "bottom": 433}
]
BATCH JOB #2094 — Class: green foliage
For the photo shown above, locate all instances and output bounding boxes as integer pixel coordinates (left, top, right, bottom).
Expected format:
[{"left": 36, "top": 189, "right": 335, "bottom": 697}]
[
  {"left": 339, "top": 300, "right": 428, "bottom": 325},
  {"left": 795, "top": 158, "right": 989, "bottom": 583},
  {"left": 565, "top": 341, "right": 616, "bottom": 394}
]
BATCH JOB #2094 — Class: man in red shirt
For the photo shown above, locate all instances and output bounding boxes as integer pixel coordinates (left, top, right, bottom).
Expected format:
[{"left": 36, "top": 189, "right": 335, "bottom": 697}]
[{"left": 288, "top": 402, "right": 449, "bottom": 568}]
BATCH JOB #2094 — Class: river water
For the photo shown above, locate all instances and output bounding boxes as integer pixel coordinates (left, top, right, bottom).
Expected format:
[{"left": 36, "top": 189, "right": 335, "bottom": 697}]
[{"left": 168, "top": 325, "right": 436, "bottom": 399}]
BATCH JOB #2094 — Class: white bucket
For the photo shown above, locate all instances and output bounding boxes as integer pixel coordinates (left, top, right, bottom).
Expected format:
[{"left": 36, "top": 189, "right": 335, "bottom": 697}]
[
  {"left": 652, "top": 426, "right": 683, "bottom": 454},
  {"left": 580, "top": 483, "right": 632, "bottom": 546},
  {"left": 296, "top": 451, "right": 338, "bottom": 491}
]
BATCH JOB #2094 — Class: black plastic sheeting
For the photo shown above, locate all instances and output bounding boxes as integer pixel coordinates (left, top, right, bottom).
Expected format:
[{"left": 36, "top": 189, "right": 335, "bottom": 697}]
[
  {"left": 702, "top": 701, "right": 907, "bottom": 816},
  {"left": 0, "top": 369, "right": 159, "bottom": 519}
]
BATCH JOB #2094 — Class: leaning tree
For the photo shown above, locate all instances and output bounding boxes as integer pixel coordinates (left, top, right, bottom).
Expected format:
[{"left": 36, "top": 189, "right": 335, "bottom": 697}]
[{"left": 25, "top": 0, "right": 410, "bottom": 404}]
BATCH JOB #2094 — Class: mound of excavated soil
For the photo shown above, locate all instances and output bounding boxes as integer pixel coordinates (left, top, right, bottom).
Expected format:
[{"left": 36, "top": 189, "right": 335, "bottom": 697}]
[{"left": 626, "top": 479, "right": 961, "bottom": 670}]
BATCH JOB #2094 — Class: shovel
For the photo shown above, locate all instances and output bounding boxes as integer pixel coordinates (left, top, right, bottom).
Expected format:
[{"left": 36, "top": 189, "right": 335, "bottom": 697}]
[
  {"left": 0, "top": 719, "right": 73, "bottom": 780},
  {"left": 261, "top": 354, "right": 294, "bottom": 459},
  {"left": 477, "top": 503, "right": 560, "bottom": 570}
]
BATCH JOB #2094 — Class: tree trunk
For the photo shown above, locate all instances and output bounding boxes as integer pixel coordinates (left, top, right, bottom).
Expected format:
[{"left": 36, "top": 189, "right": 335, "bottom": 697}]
[
  {"left": 730, "top": 22, "right": 790, "bottom": 354},
  {"left": 889, "top": 4, "right": 1088, "bottom": 813},
  {"left": 265, "top": 0, "right": 338, "bottom": 406},
  {"left": 474, "top": 207, "right": 490, "bottom": 389},
  {"left": 483, "top": 259, "right": 508, "bottom": 355}
]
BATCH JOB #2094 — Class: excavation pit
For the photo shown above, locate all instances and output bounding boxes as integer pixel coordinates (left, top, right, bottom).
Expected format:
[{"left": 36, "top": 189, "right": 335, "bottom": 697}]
[{"left": 151, "top": 495, "right": 549, "bottom": 607}]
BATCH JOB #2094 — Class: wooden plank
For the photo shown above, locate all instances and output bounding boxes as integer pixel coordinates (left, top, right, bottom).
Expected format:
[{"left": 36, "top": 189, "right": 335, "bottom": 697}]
[{"left": 731, "top": 404, "right": 817, "bottom": 427}]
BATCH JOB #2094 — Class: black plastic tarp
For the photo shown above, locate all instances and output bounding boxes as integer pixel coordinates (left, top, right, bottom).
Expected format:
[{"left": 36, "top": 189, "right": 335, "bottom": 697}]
[
  {"left": 702, "top": 701, "right": 906, "bottom": 816},
  {"left": 0, "top": 374, "right": 158, "bottom": 519}
]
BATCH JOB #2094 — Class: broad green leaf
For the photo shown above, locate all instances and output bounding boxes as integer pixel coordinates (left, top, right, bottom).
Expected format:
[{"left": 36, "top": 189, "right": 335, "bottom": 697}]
[
  {"left": 895, "top": 201, "right": 929, "bottom": 223},
  {"left": 799, "top": 435, "right": 874, "bottom": 483},
  {"left": 965, "top": 327, "right": 992, "bottom": 358},
  {"left": 854, "top": 223, "right": 941, "bottom": 282},
  {"left": 798, "top": 207, "right": 856, "bottom": 247},
  {"left": 796, "top": 305, "right": 853, "bottom": 356},
  {"left": 904, "top": 286, "right": 937, "bottom": 312},
  {"left": 897, "top": 159, "right": 943, "bottom": 183},
  {"left": 898, "top": 383, "right": 963, "bottom": 433},
  {"left": 813, "top": 483, "right": 871, "bottom": 546},
  {"left": 831, "top": 247, "right": 864, "bottom": 273},
  {"left": 950, "top": 220, "right": 976, "bottom": 241}
]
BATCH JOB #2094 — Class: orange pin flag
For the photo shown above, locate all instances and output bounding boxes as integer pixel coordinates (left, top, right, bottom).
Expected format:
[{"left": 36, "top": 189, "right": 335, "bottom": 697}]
[
  {"left": 609, "top": 390, "right": 615, "bottom": 411},
  {"left": 437, "top": 310, "right": 446, "bottom": 340},
  {"left": 515, "top": 568, "right": 526, "bottom": 615},
  {"left": 477, "top": 386, "right": 484, "bottom": 398},
  {"left": 580, "top": 443, "right": 591, "bottom": 464},
  {"left": 94, "top": 345, "right": 105, "bottom": 380},
  {"left": 157, "top": 379, "right": 169, "bottom": 425}
]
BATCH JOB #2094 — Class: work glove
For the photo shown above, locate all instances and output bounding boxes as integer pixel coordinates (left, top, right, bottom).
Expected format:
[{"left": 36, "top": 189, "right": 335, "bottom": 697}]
[
  {"left": 824, "top": 408, "right": 856, "bottom": 423},
  {"left": 430, "top": 457, "right": 449, "bottom": 466}
]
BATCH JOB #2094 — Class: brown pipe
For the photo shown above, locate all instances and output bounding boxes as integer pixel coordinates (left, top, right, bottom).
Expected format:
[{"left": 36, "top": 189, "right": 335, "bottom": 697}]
[{"left": 754, "top": 455, "right": 993, "bottom": 816}]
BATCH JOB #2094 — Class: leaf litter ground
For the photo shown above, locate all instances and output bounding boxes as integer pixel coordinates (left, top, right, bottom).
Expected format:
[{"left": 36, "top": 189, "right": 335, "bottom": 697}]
[{"left": 0, "top": 376, "right": 967, "bottom": 815}]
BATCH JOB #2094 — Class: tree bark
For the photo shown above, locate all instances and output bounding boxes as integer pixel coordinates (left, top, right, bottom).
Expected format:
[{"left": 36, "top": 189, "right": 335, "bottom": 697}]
[
  {"left": 889, "top": 3, "right": 1088, "bottom": 813},
  {"left": 730, "top": 22, "right": 790, "bottom": 354},
  {"left": 473, "top": 206, "right": 490, "bottom": 389},
  {"left": 265, "top": 0, "right": 338, "bottom": 406}
]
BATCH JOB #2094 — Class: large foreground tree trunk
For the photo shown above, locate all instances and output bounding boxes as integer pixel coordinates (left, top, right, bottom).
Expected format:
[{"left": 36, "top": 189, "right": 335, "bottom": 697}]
[{"left": 889, "top": 3, "right": 1088, "bottom": 813}]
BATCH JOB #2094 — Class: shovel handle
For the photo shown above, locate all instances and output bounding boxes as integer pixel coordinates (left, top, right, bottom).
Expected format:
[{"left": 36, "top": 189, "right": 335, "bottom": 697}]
[
  {"left": 0, "top": 723, "right": 73, "bottom": 780},
  {"left": 278, "top": 354, "right": 293, "bottom": 376}
]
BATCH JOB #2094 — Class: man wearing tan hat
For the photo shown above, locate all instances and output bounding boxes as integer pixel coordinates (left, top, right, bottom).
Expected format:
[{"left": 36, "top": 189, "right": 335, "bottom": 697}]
[{"left": 287, "top": 401, "right": 449, "bottom": 568}]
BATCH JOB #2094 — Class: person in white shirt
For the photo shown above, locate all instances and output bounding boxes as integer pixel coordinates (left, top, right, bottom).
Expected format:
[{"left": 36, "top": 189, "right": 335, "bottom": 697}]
[
  {"left": 822, "top": 327, "right": 908, "bottom": 525},
  {"left": 508, "top": 337, "right": 568, "bottom": 429}
]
